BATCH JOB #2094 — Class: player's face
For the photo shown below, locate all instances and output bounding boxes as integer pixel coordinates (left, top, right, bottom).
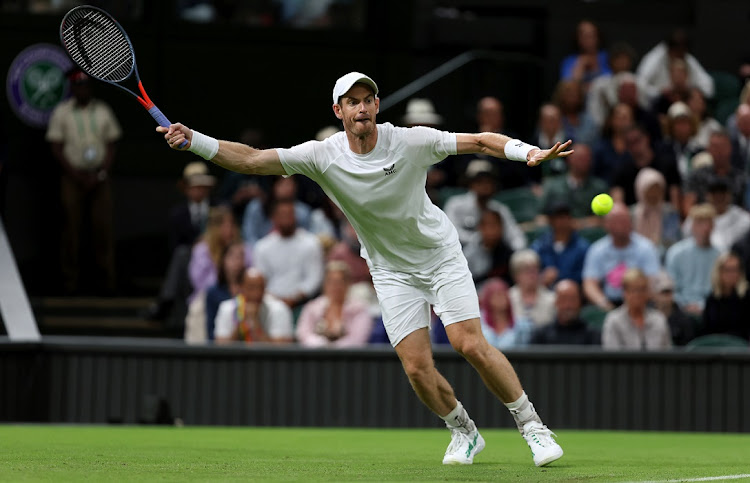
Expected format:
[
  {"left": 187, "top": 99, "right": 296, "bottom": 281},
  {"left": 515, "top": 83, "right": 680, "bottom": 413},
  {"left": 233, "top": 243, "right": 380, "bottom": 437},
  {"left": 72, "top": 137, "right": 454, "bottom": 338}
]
[{"left": 335, "top": 84, "right": 379, "bottom": 137}]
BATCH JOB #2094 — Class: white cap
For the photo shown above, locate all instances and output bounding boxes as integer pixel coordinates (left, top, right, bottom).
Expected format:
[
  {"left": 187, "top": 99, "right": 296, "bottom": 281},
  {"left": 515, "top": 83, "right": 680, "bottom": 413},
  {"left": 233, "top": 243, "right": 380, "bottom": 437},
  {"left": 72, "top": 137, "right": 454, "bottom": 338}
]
[
  {"left": 402, "top": 98, "right": 443, "bottom": 126},
  {"left": 332, "top": 72, "right": 378, "bottom": 104}
]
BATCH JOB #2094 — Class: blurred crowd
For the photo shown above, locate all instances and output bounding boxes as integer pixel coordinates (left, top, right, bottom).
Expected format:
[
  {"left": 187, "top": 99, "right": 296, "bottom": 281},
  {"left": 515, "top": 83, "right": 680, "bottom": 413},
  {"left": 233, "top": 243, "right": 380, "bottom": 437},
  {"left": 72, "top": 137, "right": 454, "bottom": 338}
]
[{"left": 49, "top": 21, "right": 750, "bottom": 349}]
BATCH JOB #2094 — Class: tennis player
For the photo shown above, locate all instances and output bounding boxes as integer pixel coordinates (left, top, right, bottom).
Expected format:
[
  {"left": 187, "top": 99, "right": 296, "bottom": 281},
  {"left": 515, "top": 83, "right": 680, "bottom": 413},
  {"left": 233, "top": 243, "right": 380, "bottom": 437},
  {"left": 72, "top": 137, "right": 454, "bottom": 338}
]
[{"left": 158, "top": 72, "right": 572, "bottom": 467}]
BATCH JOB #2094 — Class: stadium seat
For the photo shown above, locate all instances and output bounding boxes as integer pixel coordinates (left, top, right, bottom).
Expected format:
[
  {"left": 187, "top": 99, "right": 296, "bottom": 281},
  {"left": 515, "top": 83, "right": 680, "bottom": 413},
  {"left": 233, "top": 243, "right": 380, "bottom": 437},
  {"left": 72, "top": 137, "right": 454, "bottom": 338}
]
[
  {"left": 578, "top": 226, "right": 607, "bottom": 243},
  {"left": 580, "top": 304, "right": 608, "bottom": 329},
  {"left": 686, "top": 334, "right": 748, "bottom": 349},
  {"left": 493, "top": 187, "right": 540, "bottom": 224},
  {"left": 710, "top": 70, "right": 741, "bottom": 103}
]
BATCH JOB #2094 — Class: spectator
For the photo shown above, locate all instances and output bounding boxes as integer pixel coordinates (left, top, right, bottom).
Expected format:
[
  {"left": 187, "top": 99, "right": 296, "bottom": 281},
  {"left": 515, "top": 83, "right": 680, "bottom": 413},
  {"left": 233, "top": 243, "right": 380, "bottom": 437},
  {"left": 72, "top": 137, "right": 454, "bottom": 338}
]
[
  {"left": 636, "top": 28, "right": 714, "bottom": 100},
  {"left": 143, "top": 162, "right": 217, "bottom": 322},
  {"left": 254, "top": 199, "right": 324, "bottom": 308},
  {"left": 327, "top": 219, "right": 370, "bottom": 284},
  {"left": 683, "top": 177, "right": 750, "bottom": 252},
  {"left": 531, "top": 199, "right": 590, "bottom": 286},
  {"left": 296, "top": 261, "right": 373, "bottom": 348},
  {"left": 508, "top": 249, "right": 556, "bottom": 328},
  {"left": 214, "top": 268, "right": 294, "bottom": 344},
  {"left": 731, "top": 104, "right": 750, "bottom": 172},
  {"left": 702, "top": 252, "right": 750, "bottom": 341},
  {"left": 614, "top": 73, "right": 663, "bottom": 143},
  {"left": 664, "top": 101, "right": 705, "bottom": 178},
  {"left": 651, "top": 59, "right": 693, "bottom": 117},
  {"left": 201, "top": 241, "right": 248, "bottom": 342},
  {"left": 46, "top": 69, "right": 121, "bottom": 295},
  {"left": 188, "top": 205, "right": 252, "bottom": 304},
  {"left": 687, "top": 88, "right": 722, "bottom": 149},
  {"left": 611, "top": 125, "right": 681, "bottom": 208},
  {"left": 602, "top": 268, "right": 673, "bottom": 350},
  {"left": 444, "top": 159, "right": 526, "bottom": 250},
  {"left": 592, "top": 102, "right": 634, "bottom": 184},
  {"left": 683, "top": 130, "right": 745, "bottom": 213},
  {"left": 587, "top": 42, "right": 640, "bottom": 129},
  {"left": 553, "top": 79, "right": 600, "bottom": 146},
  {"left": 583, "top": 203, "right": 662, "bottom": 310},
  {"left": 530, "top": 279, "right": 600, "bottom": 345},
  {"left": 665, "top": 203, "right": 719, "bottom": 316},
  {"left": 242, "top": 175, "right": 312, "bottom": 246},
  {"left": 463, "top": 209, "right": 513, "bottom": 285},
  {"left": 531, "top": 103, "right": 568, "bottom": 177},
  {"left": 560, "top": 20, "right": 611, "bottom": 91},
  {"left": 479, "top": 278, "right": 533, "bottom": 350},
  {"left": 540, "top": 143, "right": 608, "bottom": 223},
  {"left": 651, "top": 271, "right": 697, "bottom": 346},
  {"left": 631, "top": 167, "right": 682, "bottom": 254}
]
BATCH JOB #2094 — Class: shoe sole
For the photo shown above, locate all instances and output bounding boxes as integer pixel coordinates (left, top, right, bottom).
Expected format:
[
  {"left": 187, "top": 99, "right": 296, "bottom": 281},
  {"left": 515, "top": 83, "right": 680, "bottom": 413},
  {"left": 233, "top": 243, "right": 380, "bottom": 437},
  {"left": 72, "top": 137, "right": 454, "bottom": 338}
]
[
  {"left": 535, "top": 448, "right": 564, "bottom": 467},
  {"left": 442, "top": 435, "right": 485, "bottom": 465}
]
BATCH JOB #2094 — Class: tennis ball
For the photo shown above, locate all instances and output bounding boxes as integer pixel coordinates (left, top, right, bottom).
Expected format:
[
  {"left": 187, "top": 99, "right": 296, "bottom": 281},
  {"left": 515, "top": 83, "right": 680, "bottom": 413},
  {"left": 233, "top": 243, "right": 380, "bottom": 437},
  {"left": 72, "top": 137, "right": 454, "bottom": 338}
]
[{"left": 591, "top": 193, "right": 614, "bottom": 216}]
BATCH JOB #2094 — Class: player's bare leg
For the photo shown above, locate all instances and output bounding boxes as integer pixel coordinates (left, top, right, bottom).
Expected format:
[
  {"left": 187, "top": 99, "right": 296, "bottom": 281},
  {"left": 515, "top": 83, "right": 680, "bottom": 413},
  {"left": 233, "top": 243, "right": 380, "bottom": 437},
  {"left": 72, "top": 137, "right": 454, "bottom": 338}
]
[
  {"left": 394, "top": 328, "right": 484, "bottom": 465},
  {"left": 446, "top": 318, "right": 564, "bottom": 467}
]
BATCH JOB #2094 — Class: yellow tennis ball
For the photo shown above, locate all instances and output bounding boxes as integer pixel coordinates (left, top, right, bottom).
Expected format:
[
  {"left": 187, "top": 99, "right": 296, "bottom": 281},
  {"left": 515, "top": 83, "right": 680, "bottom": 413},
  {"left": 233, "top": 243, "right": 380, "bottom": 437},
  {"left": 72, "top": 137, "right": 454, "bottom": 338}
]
[{"left": 591, "top": 193, "right": 614, "bottom": 216}]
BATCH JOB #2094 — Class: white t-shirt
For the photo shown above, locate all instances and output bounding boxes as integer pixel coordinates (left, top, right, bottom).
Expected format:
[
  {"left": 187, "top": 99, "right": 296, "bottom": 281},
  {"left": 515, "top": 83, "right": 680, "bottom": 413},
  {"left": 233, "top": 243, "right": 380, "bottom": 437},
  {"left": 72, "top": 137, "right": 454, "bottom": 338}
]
[
  {"left": 254, "top": 228, "right": 324, "bottom": 299},
  {"left": 278, "top": 122, "right": 459, "bottom": 271},
  {"left": 214, "top": 294, "right": 293, "bottom": 340}
]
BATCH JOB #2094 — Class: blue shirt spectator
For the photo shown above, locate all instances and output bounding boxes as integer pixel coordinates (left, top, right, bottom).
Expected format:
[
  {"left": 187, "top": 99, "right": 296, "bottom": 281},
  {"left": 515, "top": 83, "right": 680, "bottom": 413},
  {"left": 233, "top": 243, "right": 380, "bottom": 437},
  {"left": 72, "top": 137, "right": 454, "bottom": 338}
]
[{"left": 531, "top": 199, "right": 590, "bottom": 286}]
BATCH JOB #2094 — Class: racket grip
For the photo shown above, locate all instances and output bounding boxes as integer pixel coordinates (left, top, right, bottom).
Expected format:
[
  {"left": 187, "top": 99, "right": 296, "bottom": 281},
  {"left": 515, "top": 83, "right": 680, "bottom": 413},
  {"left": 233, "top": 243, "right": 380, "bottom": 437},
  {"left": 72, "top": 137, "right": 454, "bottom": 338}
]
[{"left": 148, "top": 105, "right": 188, "bottom": 148}]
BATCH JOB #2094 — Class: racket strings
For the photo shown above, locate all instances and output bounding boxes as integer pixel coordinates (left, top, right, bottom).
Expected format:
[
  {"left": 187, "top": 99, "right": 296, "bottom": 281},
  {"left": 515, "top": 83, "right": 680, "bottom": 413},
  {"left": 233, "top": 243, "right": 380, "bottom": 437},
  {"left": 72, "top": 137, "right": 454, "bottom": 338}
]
[{"left": 61, "top": 9, "right": 134, "bottom": 82}]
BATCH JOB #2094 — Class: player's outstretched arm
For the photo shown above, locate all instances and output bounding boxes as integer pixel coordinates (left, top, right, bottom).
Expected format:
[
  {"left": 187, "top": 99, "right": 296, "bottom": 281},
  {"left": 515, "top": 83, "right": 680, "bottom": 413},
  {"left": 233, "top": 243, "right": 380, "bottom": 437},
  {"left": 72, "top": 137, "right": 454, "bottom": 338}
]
[
  {"left": 157, "top": 124, "right": 286, "bottom": 176},
  {"left": 456, "top": 133, "right": 574, "bottom": 167}
]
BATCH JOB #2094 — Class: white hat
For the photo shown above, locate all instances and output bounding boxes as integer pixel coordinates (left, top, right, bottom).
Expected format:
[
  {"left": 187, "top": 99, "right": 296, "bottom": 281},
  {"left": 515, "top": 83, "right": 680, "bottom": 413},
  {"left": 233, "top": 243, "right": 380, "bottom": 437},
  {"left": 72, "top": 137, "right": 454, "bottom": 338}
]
[
  {"left": 315, "top": 125, "right": 340, "bottom": 141},
  {"left": 402, "top": 98, "right": 443, "bottom": 126},
  {"left": 465, "top": 159, "right": 495, "bottom": 179},
  {"left": 332, "top": 72, "right": 378, "bottom": 104},
  {"left": 182, "top": 161, "right": 216, "bottom": 187},
  {"left": 667, "top": 101, "right": 692, "bottom": 119}
]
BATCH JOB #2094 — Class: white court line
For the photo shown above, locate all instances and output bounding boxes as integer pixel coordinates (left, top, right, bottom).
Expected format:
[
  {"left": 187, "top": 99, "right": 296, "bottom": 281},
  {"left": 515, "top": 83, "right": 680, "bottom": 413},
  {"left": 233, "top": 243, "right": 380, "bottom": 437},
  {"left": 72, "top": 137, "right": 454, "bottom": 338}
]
[{"left": 625, "top": 474, "right": 750, "bottom": 483}]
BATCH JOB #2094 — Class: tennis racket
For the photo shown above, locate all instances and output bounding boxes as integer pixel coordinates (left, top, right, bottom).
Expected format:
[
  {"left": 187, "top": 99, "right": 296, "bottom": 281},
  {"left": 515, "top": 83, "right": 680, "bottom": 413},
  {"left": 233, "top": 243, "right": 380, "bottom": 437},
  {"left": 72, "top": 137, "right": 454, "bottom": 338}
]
[{"left": 59, "top": 5, "right": 187, "bottom": 147}]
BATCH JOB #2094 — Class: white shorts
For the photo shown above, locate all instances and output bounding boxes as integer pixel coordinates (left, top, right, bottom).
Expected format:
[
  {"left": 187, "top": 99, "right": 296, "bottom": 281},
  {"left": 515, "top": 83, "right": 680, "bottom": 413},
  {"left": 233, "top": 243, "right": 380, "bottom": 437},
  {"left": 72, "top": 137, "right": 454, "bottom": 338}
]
[{"left": 370, "top": 250, "right": 480, "bottom": 347}]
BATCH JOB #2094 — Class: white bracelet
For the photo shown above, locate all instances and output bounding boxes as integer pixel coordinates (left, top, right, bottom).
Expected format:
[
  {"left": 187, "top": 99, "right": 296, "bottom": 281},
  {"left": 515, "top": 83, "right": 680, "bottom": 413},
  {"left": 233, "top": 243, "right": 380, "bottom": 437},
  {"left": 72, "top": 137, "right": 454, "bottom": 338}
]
[
  {"left": 188, "top": 130, "right": 219, "bottom": 160},
  {"left": 504, "top": 139, "right": 539, "bottom": 162}
]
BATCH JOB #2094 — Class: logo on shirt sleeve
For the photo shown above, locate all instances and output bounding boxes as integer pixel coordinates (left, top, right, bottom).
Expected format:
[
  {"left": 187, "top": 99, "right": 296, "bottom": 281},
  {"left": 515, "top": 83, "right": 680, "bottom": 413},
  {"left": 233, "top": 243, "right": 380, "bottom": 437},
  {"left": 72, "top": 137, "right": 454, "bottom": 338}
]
[{"left": 383, "top": 163, "right": 397, "bottom": 176}]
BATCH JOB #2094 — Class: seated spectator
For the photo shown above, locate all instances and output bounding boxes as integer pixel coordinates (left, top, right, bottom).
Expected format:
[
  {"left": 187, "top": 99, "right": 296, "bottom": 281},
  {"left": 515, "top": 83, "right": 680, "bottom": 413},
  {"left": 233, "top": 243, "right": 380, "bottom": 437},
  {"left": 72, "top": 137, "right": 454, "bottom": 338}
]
[
  {"left": 636, "top": 28, "right": 714, "bottom": 101},
  {"left": 295, "top": 261, "right": 373, "bottom": 348},
  {"left": 255, "top": 199, "right": 324, "bottom": 308},
  {"left": 665, "top": 204, "right": 719, "bottom": 316},
  {"left": 531, "top": 199, "right": 590, "bottom": 286},
  {"left": 201, "top": 241, "right": 248, "bottom": 342},
  {"left": 651, "top": 60, "right": 693, "bottom": 117},
  {"left": 615, "top": 73, "right": 663, "bottom": 143},
  {"left": 587, "top": 42, "right": 640, "bottom": 129},
  {"left": 539, "top": 143, "right": 608, "bottom": 224},
  {"left": 611, "top": 125, "right": 681, "bottom": 208},
  {"left": 214, "top": 268, "right": 294, "bottom": 344},
  {"left": 188, "top": 205, "right": 252, "bottom": 304},
  {"left": 531, "top": 103, "right": 568, "bottom": 177},
  {"left": 702, "top": 252, "right": 750, "bottom": 341},
  {"left": 663, "top": 101, "right": 705, "bottom": 178},
  {"left": 583, "top": 203, "right": 662, "bottom": 310},
  {"left": 327, "top": 220, "right": 370, "bottom": 284},
  {"left": 444, "top": 159, "right": 526, "bottom": 250},
  {"left": 687, "top": 87, "right": 722, "bottom": 149},
  {"left": 650, "top": 271, "right": 697, "bottom": 346},
  {"left": 731, "top": 104, "right": 750, "bottom": 172},
  {"left": 559, "top": 20, "right": 611, "bottom": 92},
  {"left": 242, "top": 175, "right": 312, "bottom": 246},
  {"left": 602, "top": 268, "right": 673, "bottom": 350},
  {"left": 592, "top": 103, "right": 634, "bottom": 184},
  {"left": 631, "top": 167, "right": 682, "bottom": 255},
  {"left": 683, "top": 130, "right": 745, "bottom": 213},
  {"left": 530, "top": 279, "right": 600, "bottom": 345},
  {"left": 508, "top": 249, "right": 556, "bottom": 328},
  {"left": 464, "top": 209, "right": 513, "bottom": 285},
  {"left": 479, "top": 278, "right": 533, "bottom": 350},
  {"left": 553, "top": 79, "right": 600, "bottom": 146},
  {"left": 683, "top": 177, "right": 750, "bottom": 252}
]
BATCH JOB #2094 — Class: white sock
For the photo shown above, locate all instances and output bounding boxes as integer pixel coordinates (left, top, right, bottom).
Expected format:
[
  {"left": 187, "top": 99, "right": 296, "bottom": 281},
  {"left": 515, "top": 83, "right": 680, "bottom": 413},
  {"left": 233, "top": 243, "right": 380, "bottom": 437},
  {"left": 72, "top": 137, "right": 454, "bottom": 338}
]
[
  {"left": 504, "top": 391, "right": 542, "bottom": 433},
  {"left": 440, "top": 400, "right": 473, "bottom": 430}
]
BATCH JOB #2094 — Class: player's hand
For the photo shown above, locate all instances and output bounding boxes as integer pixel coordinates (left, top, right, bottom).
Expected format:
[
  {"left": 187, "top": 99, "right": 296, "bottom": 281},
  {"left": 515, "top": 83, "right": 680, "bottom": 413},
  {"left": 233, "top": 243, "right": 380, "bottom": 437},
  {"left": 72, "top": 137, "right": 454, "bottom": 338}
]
[
  {"left": 526, "top": 140, "right": 574, "bottom": 167},
  {"left": 156, "top": 123, "right": 192, "bottom": 151}
]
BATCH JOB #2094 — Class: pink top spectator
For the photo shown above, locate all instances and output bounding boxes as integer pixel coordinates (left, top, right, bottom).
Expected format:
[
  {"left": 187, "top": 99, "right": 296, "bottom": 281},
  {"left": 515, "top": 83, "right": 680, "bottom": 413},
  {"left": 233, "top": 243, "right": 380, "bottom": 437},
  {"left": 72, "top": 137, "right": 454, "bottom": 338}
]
[{"left": 295, "top": 296, "right": 373, "bottom": 348}]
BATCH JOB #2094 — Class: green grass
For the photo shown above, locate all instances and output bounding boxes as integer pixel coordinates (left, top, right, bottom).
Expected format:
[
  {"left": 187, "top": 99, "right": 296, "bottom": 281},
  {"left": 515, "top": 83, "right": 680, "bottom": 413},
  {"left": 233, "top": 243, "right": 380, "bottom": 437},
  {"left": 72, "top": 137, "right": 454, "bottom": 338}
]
[{"left": 1, "top": 426, "right": 749, "bottom": 482}]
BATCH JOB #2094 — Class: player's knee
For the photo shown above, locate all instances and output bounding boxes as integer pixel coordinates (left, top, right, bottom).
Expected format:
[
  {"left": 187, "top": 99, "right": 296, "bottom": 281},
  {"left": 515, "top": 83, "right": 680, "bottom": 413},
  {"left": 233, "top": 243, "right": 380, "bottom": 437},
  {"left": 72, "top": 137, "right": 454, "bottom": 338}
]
[
  {"left": 401, "top": 357, "right": 435, "bottom": 385},
  {"left": 451, "top": 336, "right": 489, "bottom": 364}
]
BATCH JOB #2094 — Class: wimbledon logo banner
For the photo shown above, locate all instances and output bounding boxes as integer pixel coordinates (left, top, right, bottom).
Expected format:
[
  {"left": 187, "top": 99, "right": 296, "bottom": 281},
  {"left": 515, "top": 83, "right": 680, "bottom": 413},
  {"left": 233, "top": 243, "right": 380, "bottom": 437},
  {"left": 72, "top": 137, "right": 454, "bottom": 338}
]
[{"left": 6, "top": 43, "right": 73, "bottom": 128}]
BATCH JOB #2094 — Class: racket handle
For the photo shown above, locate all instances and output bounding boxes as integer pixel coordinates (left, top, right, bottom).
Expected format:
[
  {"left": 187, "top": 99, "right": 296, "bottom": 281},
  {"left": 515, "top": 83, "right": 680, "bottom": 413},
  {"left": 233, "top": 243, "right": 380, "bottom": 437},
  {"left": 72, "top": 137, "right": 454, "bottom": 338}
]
[{"left": 148, "top": 105, "right": 188, "bottom": 148}]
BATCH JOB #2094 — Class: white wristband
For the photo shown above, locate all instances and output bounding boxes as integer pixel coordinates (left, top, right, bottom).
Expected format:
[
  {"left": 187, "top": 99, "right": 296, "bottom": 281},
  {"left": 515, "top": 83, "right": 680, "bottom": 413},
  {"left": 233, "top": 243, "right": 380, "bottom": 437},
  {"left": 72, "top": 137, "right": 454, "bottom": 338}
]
[
  {"left": 188, "top": 130, "right": 219, "bottom": 160},
  {"left": 504, "top": 139, "right": 539, "bottom": 162}
]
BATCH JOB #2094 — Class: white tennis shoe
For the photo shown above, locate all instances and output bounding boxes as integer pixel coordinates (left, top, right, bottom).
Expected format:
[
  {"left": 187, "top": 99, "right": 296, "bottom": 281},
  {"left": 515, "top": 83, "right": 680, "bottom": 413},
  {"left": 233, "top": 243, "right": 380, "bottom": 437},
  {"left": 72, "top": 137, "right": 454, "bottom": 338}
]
[
  {"left": 522, "top": 421, "right": 563, "bottom": 467},
  {"left": 442, "top": 426, "right": 485, "bottom": 465}
]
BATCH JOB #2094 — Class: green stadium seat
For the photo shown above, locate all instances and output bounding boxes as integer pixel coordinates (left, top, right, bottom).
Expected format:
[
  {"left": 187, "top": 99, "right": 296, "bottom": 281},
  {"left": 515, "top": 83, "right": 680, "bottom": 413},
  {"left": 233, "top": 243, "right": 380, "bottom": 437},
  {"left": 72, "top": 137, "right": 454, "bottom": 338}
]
[
  {"left": 493, "top": 187, "right": 540, "bottom": 224},
  {"left": 580, "top": 304, "right": 609, "bottom": 329},
  {"left": 710, "top": 70, "right": 741, "bottom": 102},
  {"left": 686, "top": 334, "right": 748, "bottom": 349},
  {"left": 714, "top": 98, "right": 739, "bottom": 125},
  {"left": 578, "top": 226, "right": 607, "bottom": 243}
]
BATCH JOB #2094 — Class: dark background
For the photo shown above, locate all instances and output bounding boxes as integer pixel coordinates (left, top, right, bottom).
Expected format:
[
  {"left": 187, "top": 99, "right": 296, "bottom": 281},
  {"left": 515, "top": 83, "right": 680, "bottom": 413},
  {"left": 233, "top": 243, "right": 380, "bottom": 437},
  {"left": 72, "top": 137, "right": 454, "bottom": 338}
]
[{"left": 2, "top": 0, "right": 750, "bottom": 296}]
